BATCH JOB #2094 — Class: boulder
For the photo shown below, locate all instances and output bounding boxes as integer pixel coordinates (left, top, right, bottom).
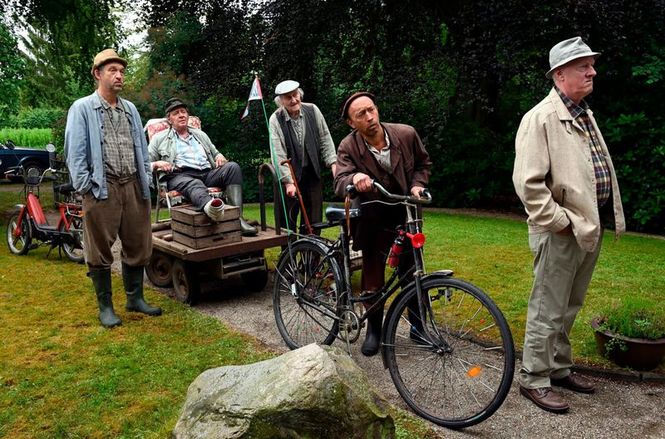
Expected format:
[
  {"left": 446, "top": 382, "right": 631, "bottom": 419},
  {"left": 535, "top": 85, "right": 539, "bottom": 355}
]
[{"left": 172, "top": 343, "right": 394, "bottom": 439}]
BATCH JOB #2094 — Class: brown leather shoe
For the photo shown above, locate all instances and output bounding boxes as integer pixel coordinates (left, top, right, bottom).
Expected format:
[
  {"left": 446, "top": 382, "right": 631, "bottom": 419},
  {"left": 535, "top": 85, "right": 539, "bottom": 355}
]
[
  {"left": 520, "top": 386, "right": 570, "bottom": 413},
  {"left": 551, "top": 372, "right": 595, "bottom": 394}
]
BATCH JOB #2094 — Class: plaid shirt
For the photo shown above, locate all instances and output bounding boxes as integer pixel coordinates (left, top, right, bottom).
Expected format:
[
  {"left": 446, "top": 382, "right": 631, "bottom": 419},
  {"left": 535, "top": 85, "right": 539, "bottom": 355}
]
[
  {"left": 555, "top": 86, "right": 611, "bottom": 208},
  {"left": 99, "top": 93, "right": 136, "bottom": 177}
]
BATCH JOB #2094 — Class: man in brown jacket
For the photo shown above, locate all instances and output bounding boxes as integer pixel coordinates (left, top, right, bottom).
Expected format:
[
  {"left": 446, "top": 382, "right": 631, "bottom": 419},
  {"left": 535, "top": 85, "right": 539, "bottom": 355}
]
[
  {"left": 513, "top": 37, "right": 625, "bottom": 413},
  {"left": 334, "top": 92, "right": 432, "bottom": 356}
]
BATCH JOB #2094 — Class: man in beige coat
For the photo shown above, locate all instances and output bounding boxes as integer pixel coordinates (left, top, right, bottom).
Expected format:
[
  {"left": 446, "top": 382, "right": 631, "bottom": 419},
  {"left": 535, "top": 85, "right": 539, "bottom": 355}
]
[{"left": 513, "top": 37, "right": 625, "bottom": 413}]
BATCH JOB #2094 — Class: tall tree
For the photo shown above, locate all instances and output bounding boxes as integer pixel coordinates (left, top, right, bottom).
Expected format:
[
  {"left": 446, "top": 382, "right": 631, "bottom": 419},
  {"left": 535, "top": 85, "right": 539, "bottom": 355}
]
[{"left": 0, "top": 21, "right": 25, "bottom": 126}]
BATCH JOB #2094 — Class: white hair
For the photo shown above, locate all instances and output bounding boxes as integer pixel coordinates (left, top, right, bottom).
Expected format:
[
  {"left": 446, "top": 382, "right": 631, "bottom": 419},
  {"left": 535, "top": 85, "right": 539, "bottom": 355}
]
[{"left": 274, "top": 88, "right": 304, "bottom": 107}]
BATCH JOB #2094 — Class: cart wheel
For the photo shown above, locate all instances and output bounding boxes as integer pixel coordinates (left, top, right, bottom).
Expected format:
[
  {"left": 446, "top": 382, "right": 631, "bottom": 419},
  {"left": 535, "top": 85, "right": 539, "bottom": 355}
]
[
  {"left": 172, "top": 259, "right": 200, "bottom": 304},
  {"left": 146, "top": 251, "right": 174, "bottom": 287},
  {"left": 241, "top": 266, "right": 269, "bottom": 292}
]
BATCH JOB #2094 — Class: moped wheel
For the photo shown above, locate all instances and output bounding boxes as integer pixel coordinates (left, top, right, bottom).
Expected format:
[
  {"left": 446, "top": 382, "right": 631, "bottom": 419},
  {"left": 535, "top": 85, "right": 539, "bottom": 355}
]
[
  {"left": 383, "top": 277, "right": 515, "bottom": 429},
  {"left": 62, "top": 215, "right": 85, "bottom": 263},
  {"left": 7, "top": 212, "right": 32, "bottom": 255},
  {"left": 272, "top": 239, "right": 342, "bottom": 349}
]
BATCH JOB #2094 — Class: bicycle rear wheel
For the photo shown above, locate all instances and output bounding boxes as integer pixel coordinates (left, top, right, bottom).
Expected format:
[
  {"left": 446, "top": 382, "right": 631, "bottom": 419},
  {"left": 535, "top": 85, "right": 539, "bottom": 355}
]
[
  {"left": 383, "top": 277, "right": 515, "bottom": 429},
  {"left": 272, "top": 239, "right": 342, "bottom": 349}
]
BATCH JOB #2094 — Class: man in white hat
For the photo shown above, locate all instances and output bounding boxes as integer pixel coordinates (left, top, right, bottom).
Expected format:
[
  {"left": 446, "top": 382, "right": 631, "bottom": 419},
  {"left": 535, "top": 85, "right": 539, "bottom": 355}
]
[
  {"left": 513, "top": 37, "right": 625, "bottom": 413},
  {"left": 65, "top": 49, "right": 161, "bottom": 328},
  {"left": 269, "top": 80, "right": 337, "bottom": 234}
]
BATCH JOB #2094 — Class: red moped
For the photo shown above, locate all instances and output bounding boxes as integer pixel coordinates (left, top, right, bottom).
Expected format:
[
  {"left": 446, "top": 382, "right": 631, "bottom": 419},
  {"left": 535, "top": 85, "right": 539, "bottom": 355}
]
[{"left": 5, "top": 143, "right": 84, "bottom": 263}]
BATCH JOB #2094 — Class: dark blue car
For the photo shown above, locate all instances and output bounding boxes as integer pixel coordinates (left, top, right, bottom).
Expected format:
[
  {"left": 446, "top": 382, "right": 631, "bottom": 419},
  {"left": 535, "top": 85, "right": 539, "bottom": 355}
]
[{"left": 0, "top": 141, "right": 51, "bottom": 182}]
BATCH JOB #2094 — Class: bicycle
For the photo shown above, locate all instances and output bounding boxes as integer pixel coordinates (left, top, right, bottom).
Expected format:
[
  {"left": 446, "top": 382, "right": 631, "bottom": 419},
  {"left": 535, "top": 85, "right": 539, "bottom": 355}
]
[
  {"left": 5, "top": 144, "right": 85, "bottom": 263},
  {"left": 272, "top": 181, "right": 515, "bottom": 428}
]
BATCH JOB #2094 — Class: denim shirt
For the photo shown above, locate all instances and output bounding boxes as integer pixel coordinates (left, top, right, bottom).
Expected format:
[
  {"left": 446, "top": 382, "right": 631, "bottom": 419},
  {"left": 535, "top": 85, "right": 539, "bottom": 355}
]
[{"left": 65, "top": 92, "right": 151, "bottom": 200}]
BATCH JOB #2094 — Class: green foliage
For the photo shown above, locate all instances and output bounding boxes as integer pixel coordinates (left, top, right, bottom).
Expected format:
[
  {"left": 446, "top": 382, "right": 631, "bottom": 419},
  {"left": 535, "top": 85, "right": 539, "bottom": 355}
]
[
  {"left": 0, "top": 128, "right": 52, "bottom": 147},
  {"left": 0, "top": 22, "right": 25, "bottom": 125},
  {"left": 597, "top": 297, "right": 665, "bottom": 340},
  {"left": 12, "top": 106, "right": 65, "bottom": 129}
]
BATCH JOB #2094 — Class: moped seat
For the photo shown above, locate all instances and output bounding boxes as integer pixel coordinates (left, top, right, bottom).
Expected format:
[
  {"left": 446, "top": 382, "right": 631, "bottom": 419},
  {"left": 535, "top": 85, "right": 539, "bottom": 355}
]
[{"left": 55, "top": 183, "right": 76, "bottom": 194}]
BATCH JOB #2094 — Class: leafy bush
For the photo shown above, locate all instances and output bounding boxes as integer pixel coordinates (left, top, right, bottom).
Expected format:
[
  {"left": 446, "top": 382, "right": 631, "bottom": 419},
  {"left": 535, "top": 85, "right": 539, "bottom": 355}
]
[
  {"left": 15, "top": 107, "right": 66, "bottom": 129},
  {"left": 597, "top": 297, "right": 665, "bottom": 340},
  {"left": 0, "top": 128, "right": 52, "bottom": 148}
]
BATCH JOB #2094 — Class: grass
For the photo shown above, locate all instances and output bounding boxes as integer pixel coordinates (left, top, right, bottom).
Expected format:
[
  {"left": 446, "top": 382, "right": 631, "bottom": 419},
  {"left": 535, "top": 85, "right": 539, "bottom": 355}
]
[
  {"left": 0, "top": 128, "right": 52, "bottom": 148},
  {"left": 0, "top": 185, "right": 439, "bottom": 438},
  {"left": 1, "top": 184, "right": 664, "bottom": 437}
]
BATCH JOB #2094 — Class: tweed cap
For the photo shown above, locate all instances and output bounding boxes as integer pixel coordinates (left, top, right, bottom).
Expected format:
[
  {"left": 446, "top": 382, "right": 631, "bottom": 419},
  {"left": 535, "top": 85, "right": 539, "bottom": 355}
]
[
  {"left": 164, "top": 98, "right": 188, "bottom": 116},
  {"left": 275, "top": 80, "right": 300, "bottom": 95},
  {"left": 91, "top": 48, "right": 127, "bottom": 75},
  {"left": 340, "top": 91, "right": 376, "bottom": 120},
  {"left": 546, "top": 37, "right": 600, "bottom": 79}
]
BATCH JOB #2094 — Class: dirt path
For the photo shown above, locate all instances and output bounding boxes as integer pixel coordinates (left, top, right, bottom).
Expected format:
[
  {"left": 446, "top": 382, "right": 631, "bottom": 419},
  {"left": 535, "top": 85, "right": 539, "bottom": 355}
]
[{"left": 142, "top": 269, "right": 665, "bottom": 439}]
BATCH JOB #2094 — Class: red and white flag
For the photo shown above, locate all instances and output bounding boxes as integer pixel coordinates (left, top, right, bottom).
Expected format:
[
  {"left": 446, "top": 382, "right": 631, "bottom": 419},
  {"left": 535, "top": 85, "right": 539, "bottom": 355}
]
[{"left": 240, "top": 76, "right": 263, "bottom": 120}]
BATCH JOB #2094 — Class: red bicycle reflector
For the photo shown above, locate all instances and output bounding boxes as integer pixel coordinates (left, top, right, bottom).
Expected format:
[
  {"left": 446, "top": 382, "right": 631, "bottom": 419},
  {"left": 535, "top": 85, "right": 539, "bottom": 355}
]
[{"left": 407, "top": 232, "right": 426, "bottom": 248}]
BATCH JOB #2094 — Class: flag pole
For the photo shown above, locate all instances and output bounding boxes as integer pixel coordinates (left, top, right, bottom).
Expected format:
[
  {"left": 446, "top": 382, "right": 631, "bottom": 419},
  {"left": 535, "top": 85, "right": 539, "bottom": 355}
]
[{"left": 249, "top": 72, "right": 292, "bottom": 238}]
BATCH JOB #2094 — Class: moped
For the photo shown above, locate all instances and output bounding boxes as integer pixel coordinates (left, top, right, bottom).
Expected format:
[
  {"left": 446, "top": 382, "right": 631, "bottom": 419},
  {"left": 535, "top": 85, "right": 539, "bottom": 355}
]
[{"left": 5, "top": 143, "right": 84, "bottom": 263}]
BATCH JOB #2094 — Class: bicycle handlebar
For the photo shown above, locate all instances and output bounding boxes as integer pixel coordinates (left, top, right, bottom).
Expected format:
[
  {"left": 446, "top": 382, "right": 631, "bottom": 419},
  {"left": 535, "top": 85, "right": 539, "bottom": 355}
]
[{"left": 345, "top": 180, "right": 432, "bottom": 204}]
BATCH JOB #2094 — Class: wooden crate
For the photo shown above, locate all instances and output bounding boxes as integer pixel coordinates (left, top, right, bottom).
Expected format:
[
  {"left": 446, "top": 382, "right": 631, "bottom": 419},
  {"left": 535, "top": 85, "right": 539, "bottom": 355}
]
[{"left": 170, "top": 205, "right": 242, "bottom": 249}]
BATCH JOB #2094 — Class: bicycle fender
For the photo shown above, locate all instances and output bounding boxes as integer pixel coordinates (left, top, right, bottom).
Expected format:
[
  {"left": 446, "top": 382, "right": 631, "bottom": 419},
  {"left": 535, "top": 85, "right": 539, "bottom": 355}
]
[{"left": 380, "top": 271, "right": 454, "bottom": 368}]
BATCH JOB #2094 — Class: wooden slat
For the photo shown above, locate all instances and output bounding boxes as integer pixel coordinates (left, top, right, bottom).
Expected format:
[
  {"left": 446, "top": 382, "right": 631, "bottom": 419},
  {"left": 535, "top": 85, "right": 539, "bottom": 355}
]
[
  {"left": 171, "top": 205, "right": 240, "bottom": 225},
  {"left": 171, "top": 219, "right": 240, "bottom": 238},
  {"left": 173, "top": 230, "right": 242, "bottom": 249}
]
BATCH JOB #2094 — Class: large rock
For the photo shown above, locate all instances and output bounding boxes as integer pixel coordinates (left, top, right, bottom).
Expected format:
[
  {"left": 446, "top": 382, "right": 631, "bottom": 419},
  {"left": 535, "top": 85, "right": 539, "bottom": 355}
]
[{"left": 173, "top": 343, "right": 394, "bottom": 439}]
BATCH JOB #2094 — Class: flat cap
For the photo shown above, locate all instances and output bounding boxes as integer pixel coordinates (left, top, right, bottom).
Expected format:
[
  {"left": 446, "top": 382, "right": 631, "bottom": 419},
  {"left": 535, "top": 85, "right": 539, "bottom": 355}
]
[
  {"left": 340, "top": 91, "right": 376, "bottom": 120},
  {"left": 91, "top": 48, "right": 127, "bottom": 75},
  {"left": 546, "top": 37, "right": 600, "bottom": 79},
  {"left": 275, "top": 80, "right": 300, "bottom": 95},
  {"left": 164, "top": 97, "right": 188, "bottom": 115}
]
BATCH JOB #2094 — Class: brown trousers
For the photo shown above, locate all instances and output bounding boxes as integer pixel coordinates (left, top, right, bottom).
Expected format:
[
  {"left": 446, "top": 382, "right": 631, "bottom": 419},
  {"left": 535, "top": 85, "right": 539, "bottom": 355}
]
[{"left": 83, "top": 176, "right": 152, "bottom": 269}]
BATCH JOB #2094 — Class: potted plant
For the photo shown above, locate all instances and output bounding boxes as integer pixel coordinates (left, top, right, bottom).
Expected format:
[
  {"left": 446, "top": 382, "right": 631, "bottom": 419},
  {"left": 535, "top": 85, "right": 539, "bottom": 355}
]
[{"left": 591, "top": 297, "right": 665, "bottom": 371}]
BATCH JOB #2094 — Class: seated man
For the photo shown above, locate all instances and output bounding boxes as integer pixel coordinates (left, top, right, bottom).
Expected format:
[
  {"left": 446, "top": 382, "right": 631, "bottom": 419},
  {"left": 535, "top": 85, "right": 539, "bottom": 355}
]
[{"left": 149, "top": 97, "right": 257, "bottom": 235}]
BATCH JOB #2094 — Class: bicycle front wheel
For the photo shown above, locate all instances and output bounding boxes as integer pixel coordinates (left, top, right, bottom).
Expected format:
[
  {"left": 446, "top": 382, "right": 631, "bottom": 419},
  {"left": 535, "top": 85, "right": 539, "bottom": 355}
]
[
  {"left": 272, "top": 239, "right": 343, "bottom": 349},
  {"left": 383, "top": 277, "right": 515, "bottom": 429}
]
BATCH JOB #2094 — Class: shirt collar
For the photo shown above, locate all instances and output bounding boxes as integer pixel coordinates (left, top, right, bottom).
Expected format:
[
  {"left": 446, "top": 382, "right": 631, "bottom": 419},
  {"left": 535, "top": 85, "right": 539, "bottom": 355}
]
[
  {"left": 363, "top": 128, "right": 391, "bottom": 153},
  {"left": 555, "top": 85, "right": 589, "bottom": 119},
  {"left": 285, "top": 108, "right": 302, "bottom": 122}
]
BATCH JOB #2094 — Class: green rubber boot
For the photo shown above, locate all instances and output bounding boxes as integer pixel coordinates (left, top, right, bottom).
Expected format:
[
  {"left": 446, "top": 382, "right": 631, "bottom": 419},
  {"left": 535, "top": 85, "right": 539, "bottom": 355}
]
[
  {"left": 123, "top": 263, "right": 162, "bottom": 316},
  {"left": 226, "top": 184, "right": 258, "bottom": 236},
  {"left": 88, "top": 269, "right": 121, "bottom": 328}
]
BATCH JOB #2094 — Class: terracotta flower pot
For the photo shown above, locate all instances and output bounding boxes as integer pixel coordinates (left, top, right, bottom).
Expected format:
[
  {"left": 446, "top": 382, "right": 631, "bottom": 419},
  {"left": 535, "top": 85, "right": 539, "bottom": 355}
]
[{"left": 591, "top": 318, "right": 665, "bottom": 371}]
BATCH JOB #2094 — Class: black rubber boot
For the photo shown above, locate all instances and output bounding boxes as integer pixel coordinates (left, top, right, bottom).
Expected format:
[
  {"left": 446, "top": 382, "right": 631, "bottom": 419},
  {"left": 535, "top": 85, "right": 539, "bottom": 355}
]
[
  {"left": 226, "top": 184, "right": 258, "bottom": 236},
  {"left": 361, "top": 310, "right": 383, "bottom": 356},
  {"left": 88, "top": 269, "right": 121, "bottom": 328},
  {"left": 123, "top": 263, "right": 162, "bottom": 316}
]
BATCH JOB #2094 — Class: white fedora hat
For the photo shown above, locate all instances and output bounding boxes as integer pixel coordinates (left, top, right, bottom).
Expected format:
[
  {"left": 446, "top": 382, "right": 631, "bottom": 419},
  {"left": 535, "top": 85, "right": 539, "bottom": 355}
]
[
  {"left": 275, "top": 80, "right": 300, "bottom": 95},
  {"left": 546, "top": 37, "right": 600, "bottom": 79}
]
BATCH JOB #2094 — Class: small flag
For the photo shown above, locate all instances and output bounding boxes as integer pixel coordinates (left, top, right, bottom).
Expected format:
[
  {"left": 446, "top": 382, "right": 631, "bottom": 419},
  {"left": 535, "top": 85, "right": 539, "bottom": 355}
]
[{"left": 241, "top": 76, "right": 263, "bottom": 120}]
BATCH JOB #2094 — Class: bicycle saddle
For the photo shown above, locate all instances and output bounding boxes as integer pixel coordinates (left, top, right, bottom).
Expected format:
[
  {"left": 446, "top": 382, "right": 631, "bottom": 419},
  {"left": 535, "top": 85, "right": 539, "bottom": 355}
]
[{"left": 325, "top": 205, "right": 360, "bottom": 223}]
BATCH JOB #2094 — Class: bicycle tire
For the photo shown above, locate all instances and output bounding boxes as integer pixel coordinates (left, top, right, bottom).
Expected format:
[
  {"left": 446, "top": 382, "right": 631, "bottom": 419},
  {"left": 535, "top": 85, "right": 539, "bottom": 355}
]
[
  {"left": 62, "top": 215, "right": 85, "bottom": 263},
  {"left": 272, "top": 239, "right": 343, "bottom": 349},
  {"left": 7, "top": 212, "right": 32, "bottom": 255},
  {"left": 383, "top": 277, "right": 515, "bottom": 429}
]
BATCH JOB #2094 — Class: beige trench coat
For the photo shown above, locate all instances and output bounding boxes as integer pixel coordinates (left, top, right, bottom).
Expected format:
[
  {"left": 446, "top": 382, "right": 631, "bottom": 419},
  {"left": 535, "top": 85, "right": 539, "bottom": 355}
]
[{"left": 513, "top": 88, "right": 625, "bottom": 252}]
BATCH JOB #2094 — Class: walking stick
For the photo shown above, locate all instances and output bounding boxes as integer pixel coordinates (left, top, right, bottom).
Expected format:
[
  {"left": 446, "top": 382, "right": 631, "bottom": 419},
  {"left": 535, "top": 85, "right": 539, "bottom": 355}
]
[{"left": 280, "top": 159, "right": 314, "bottom": 235}]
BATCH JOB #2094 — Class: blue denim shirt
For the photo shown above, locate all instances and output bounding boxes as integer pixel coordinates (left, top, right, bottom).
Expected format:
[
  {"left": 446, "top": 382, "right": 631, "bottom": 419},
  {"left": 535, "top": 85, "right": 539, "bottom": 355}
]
[{"left": 65, "top": 92, "right": 151, "bottom": 200}]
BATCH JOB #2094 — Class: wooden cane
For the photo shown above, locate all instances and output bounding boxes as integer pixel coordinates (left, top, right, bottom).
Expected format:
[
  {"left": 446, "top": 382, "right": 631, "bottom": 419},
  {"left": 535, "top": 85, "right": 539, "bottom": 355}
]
[{"left": 280, "top": 159, "right": 314, "bottom": 235}]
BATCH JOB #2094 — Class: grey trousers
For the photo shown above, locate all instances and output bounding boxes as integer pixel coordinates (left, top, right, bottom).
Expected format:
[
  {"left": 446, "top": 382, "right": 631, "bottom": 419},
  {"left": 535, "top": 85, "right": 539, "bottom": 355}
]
[
  {"left": 519, "top": 230, "right": 602, "bottom": 388},
  {"left": 83, "top": 176, "right": 152, "bottom": 269},
  {"left": 166, "top": 162, "right": 242, "bottom": 210}
]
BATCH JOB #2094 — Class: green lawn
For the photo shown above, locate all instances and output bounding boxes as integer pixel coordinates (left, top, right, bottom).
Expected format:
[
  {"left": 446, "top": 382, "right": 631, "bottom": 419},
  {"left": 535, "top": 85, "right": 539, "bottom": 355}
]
[{"left": 1, "top": 184, "right": 664, "bottom": 437}]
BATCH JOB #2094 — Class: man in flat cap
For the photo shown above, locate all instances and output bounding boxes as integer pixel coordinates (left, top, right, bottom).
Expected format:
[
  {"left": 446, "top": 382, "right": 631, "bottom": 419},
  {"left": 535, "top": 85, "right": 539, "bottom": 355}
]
[
  {"left": 269, "top": 80, "right": 337, "bottom": 234},
  {"left": 513, "top": 37, "right": 625, "bottom": 413},
  {"left": 65, "top": 48, "right": 161, "bottom": 328},
  {"left": 334, "top": 92, "right": 432, "bottom": 356},
  {"left": 149, "top": 98, "right": 257, "bottom": 235}
]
